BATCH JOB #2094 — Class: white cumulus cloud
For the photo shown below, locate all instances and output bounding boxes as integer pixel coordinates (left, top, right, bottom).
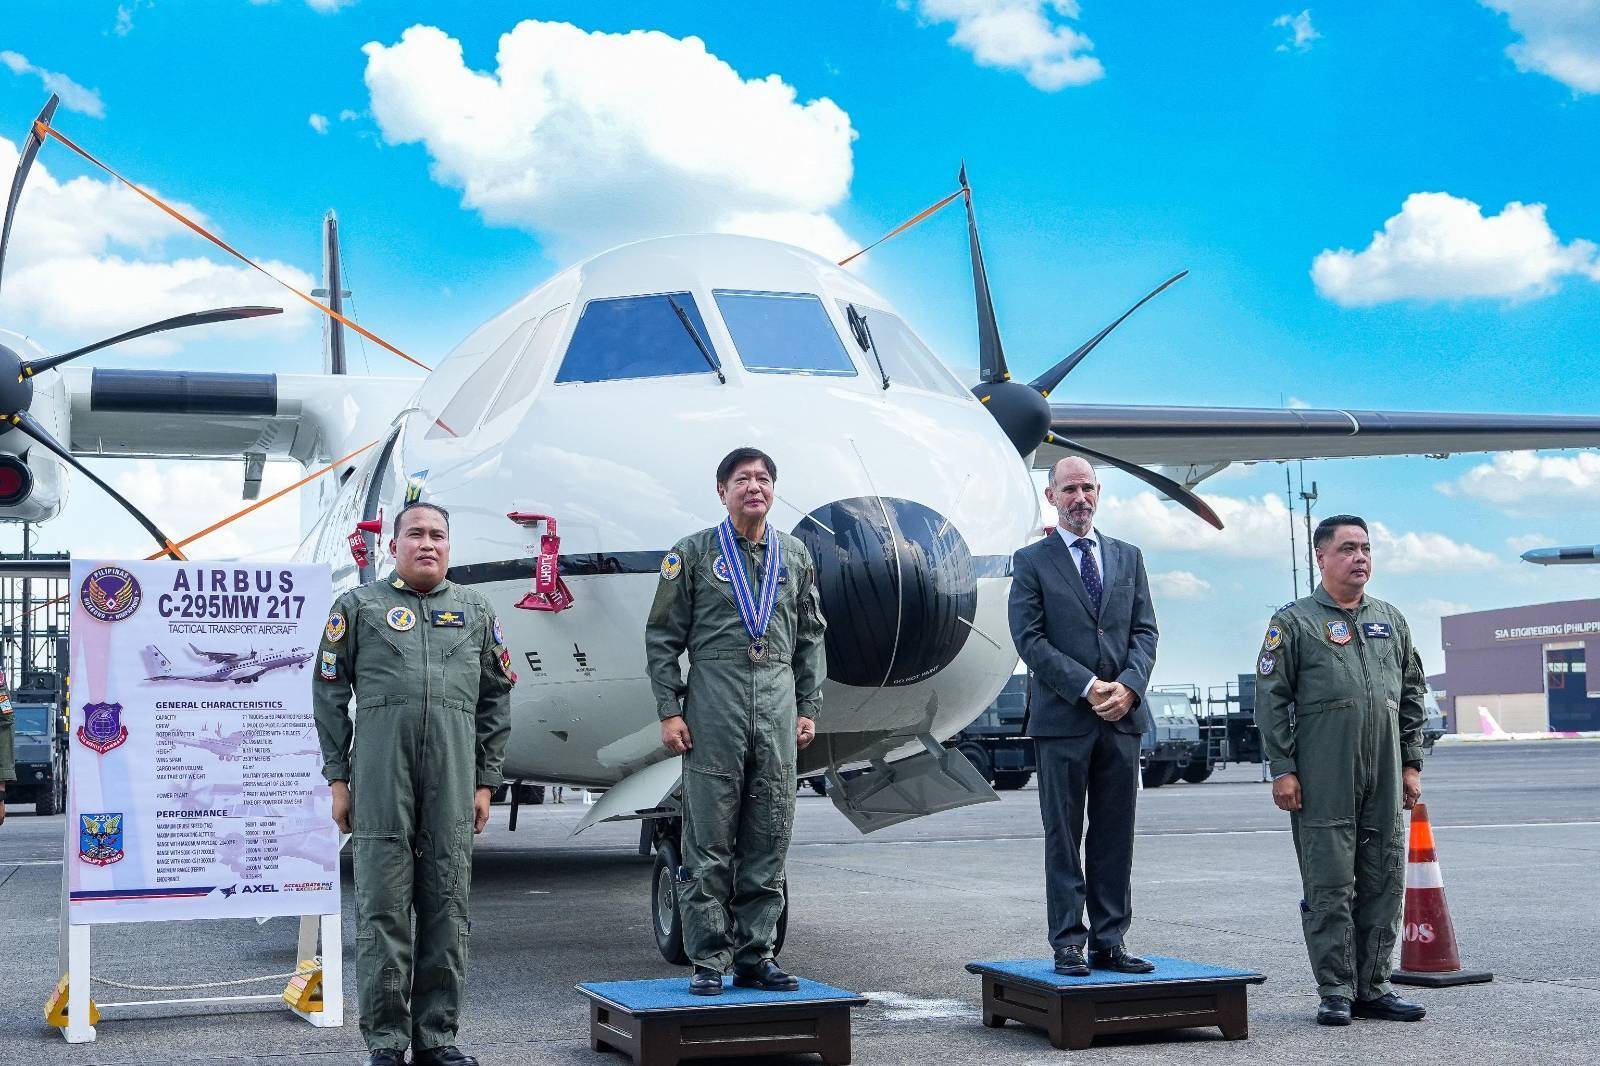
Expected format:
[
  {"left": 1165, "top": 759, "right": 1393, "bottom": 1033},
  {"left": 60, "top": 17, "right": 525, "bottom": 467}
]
[
  {"left": 1440, "top": 450, "right": 1600, "bottom": 511},
  {"left": 1273, "top": 10, "right": 1322, "bottom": 53},
  {"left": 1150, "top": 570, "right": 1211, "bottom": 599},
  {"left": 308, "top": 113, "right": 330, "bottom": 134},
  {"left": 0, "top": 136, "right": 314, "bottom": 355},
  {"left": 1506, "top": 532, "right": 1554, "bottom": 554},
  {"left": 361, "top": 22, "right": 858, "bottom": 261},
  {"left": 911, "top": 1, "right": 1103, "bottom": 90},
  {"left": 1370, "top": 520, "right": 1498, "bottom": 575},
  {"left": 0, "top": 51, "right": 105, "bottom": 119},
  {"left": 1311, "top": 192, "right": 1600, "bottom": 305},
  {"left": 1481, "top": 1, "right": 1600, "bottom": 94}
]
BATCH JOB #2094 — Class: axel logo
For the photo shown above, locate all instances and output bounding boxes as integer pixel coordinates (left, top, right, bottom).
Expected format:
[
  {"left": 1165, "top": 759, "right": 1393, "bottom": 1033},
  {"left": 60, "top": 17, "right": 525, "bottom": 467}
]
[
  {"left": 1403, "top": 922, "right": 1437, "bottom": 944},
  {"left": 241, "top": 884, "right": 279, "bottom": 894}
]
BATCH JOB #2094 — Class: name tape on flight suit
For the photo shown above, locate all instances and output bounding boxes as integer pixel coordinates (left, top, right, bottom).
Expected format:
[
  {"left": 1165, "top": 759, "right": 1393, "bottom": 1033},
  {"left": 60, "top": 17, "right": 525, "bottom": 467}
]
[{"left": 1363, "top": 622, "right": 1393, "bottom": 639}]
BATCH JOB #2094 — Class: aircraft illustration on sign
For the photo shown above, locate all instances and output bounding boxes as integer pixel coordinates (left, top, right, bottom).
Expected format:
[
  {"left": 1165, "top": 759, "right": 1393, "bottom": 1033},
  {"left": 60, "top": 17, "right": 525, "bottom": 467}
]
[
  {"left": 143, "top": 644, "right": 314, "bottom": 686},
  {"left": 6, "top": 93, "right": 1600, "bottom": 952}
]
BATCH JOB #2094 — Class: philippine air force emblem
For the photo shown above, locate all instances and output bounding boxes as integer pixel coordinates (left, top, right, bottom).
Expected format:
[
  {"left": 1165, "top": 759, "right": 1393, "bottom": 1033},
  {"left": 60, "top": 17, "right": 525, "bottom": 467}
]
[{"left": 81, "top": 566, "right": 142, "bottom": 622}]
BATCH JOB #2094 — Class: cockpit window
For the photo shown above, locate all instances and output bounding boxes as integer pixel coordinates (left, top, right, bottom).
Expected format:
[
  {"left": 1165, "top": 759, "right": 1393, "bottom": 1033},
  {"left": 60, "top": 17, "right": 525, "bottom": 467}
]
[
  {"left": 425, "top": 317, "right": 541, "bottom": 439},
  {"left": 554, "top": 292, "right": 717, "bottom": 384},
  {"left": 835, "top": 302, "right": 970, "bottom": 399},
  {"left": 482, "top": 304, "right": 569, "bottom": 425},
  {"left": 714, "top": 291, "right": 857, "bottom": 377}
]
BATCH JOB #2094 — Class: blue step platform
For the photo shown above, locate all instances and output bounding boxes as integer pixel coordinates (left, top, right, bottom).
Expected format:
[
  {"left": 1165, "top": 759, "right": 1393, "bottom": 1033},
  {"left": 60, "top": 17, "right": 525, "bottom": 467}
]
[
  {"left": 578, "top": 977, "right": 866, "bottom": 1066},
  {"left": 966, "top": 956, "right": 1265, "bottom": 1050}
]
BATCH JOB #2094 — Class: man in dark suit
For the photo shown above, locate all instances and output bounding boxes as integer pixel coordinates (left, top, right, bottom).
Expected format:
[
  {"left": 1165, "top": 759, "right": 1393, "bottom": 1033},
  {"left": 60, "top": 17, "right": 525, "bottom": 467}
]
[{"left": 1008, "top": 456, "right": 1159, "bottom": 976}]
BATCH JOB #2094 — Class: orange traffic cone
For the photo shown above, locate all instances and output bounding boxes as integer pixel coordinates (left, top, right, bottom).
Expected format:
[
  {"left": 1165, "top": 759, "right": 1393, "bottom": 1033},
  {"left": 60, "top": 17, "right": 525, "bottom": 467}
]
[{"left": 1391, "top": 802, "right": 1493, "bottom": 987}]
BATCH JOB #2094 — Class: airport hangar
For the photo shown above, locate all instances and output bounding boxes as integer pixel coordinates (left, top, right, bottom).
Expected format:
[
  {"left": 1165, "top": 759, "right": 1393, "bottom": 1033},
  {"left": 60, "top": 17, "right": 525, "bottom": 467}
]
[{"left": 1430, "top": 597, "right": 1600, "bottom": 733}]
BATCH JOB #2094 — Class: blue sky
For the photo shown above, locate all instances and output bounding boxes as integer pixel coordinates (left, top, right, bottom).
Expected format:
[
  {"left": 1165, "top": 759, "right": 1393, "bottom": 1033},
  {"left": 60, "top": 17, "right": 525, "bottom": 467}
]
[{"left": 1, "top": 1, "right": 1598, "bottom": 686}]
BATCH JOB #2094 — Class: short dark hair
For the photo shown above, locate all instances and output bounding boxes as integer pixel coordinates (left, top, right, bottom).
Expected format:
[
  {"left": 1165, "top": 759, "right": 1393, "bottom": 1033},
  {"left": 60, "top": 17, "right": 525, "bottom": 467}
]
[
  {"left": 717, "top": 447, "right": 776, "bottom": 486},
  {"left": 393, "top": 500, "right": 450, "bottom": 538},
  {"left": 1313, "top": 514, "right": 1367, "bottom": 550}
]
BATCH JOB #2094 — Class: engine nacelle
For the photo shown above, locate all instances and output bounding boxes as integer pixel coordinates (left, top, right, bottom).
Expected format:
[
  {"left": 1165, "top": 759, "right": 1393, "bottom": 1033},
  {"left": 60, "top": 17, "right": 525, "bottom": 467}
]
[{"left": 0, "top": 330, "right": 69, "bottom": 523}]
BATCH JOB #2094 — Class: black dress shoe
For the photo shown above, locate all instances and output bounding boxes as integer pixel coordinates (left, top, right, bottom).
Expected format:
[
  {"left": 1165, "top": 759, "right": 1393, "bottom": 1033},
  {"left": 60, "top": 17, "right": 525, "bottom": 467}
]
[
  {"left": 689, "top": 967, "right": 724, "bottom": 996},
  {"left": 1089, "top": 946, "right": 1155, "bottom": 974},
  {"left": 1353, "top": 992, "right": 1426, "bottom": 1021},
  {"left": 1053, "top": 946, "right": 1090, "bottom": 976},
  {"left": 413, "top": 1047, "right": 479, "bottom": 1066},
  {"left": 1317, "top": 995, "right": 1353, "bottom": 1026},
  {"left": 732, "top": 959, "right": 801, "bottom": 991},
  {"left": 367, "top": 1051, "right": 406, "bottom": 1066}
]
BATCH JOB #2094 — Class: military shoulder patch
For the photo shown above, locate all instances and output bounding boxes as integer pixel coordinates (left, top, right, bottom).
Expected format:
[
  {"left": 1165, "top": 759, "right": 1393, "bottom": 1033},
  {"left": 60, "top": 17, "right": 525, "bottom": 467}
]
[
  {"left": 498, "top": 646, "right": 519, "bottom": 683},
  {"left": 1326, "top": 619, "right": 1351, "bottom": 646},
  {"left": 1257, "top": 652, "right": 1276, "bottom": 675},
  {"left": 1262, "top": 624, "right": 1283, "bottom": 651},
  {"left": 660, "top": 551, "right": 683, "bottom": 581},
  {"left": 324, "top": 611, "right": 347, "bottom": 643},
  {"left": 319, "top": 650, "right": 338, "bottom": 681}
]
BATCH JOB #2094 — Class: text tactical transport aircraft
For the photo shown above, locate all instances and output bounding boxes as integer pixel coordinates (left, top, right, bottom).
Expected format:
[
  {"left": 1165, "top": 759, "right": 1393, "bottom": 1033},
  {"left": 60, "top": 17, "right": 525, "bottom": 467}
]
[{"left": 6, "top": 95, "right": 1600, "bottom": 957}]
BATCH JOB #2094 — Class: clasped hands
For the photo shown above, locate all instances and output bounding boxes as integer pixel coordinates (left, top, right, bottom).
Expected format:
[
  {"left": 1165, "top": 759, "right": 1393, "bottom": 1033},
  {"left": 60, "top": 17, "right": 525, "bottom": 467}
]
[
  {"left": 1089, "top": 679, "right": 1134, "bottom": 721},
  {"left": 661, "top": 714, "right": 815, "bottom": 753}
]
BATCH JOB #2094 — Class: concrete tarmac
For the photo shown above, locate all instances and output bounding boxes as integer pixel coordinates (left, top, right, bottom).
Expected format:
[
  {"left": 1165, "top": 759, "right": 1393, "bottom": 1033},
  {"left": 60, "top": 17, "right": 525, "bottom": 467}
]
[{"left": 0, "top": 740, "right": 1594, "bottom": 1064}]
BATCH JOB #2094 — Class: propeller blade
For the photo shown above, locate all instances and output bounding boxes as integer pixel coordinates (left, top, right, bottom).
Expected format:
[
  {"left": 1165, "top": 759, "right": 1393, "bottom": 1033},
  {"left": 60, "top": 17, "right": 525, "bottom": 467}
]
[
  {"left": 1029, "top": 270, "right": 1188, "bottom": 397},
  {"left": 959, "top": 164, "right": 1010, "bottom": 384},
  {"left": 0, "top": 94, "right": 59, "bottom": 295},
  {"left": 1046, "top": 432, "right": 1224, "bottom": 530},
  {"left": 6, "top": 410, "right": 185, "bottom": 558},
  {"left": 20, "top": 306, "right": 283, "bottom": 377}
]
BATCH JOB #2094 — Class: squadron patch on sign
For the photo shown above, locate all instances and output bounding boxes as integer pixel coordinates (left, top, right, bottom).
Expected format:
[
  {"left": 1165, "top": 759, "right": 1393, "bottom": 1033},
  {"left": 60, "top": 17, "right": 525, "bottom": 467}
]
[
  {"left": 324, "top": 611, "right": 346, "bottom": 643},
  {"left": 320, "top": 650, "right": 338, "bottom": 681},
  {"left": 1262, "top": 624, "right": 1283, "bottom": 651},
  {"left": 1362, "top": 622, "right": 1393, "bottom": 639},
  {"left": 711, "top": 555, "right": 732, "bottom": 582},
  {"left": 387, "top": 606, "right": 417, "bottom": 632},
  {"left": 1326, "top": 619, "right": 1352, "bottom": 646},
  {"left": 432, "top": 610, "right": 465, "bottom": 627},
  {"left": 79, "top": 813, "right": 125, "bottom": 867},
  {"left": 1257, "top": 652, "right": 1276, "bottom": 676},
  {"left": 660, "top": 551, "right": 683, "bottom": 581}
]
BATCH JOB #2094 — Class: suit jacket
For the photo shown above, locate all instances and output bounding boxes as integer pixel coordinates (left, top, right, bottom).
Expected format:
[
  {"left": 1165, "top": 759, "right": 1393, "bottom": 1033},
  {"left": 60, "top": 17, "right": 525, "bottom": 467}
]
[{"left": 1008, "top": 530, "right": 1159, "bottom": 737}]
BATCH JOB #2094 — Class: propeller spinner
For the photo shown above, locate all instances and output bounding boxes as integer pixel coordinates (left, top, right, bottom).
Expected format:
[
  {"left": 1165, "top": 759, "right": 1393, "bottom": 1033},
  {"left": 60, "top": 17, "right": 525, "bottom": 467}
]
[{"left": 958, "top": 168, "right": 1220, "bottom": 530}]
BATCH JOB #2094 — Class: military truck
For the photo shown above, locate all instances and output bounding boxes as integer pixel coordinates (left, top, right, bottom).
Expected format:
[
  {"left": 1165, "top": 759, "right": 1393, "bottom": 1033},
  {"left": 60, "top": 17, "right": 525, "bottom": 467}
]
[
  {"left": 8, "top": 699, "right": 67, "bottom": 815},
  {"left": 944, "top": 672, "right": 1036, "bottom": 791},
  {"left": 1139, "top": 688, "right": 1204, "bottom": 787}
]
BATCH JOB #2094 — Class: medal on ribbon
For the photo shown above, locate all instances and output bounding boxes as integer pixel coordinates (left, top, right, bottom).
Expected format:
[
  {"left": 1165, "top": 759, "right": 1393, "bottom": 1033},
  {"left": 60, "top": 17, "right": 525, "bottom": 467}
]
[{"left": 715, "top": 518, "right": 781, "bottom": 663}]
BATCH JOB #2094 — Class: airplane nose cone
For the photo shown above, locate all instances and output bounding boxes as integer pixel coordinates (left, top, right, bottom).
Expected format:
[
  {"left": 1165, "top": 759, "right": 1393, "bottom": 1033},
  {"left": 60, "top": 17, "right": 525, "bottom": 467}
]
[{"left": 792, "top": 497, "right": 977, "bottom": 687}]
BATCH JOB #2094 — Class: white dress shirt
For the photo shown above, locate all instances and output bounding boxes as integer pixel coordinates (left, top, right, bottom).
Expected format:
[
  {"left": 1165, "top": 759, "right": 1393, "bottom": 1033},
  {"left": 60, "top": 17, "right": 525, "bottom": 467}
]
[{"left": 1056, "top": 525, "right": 1104, "bottom": 699}]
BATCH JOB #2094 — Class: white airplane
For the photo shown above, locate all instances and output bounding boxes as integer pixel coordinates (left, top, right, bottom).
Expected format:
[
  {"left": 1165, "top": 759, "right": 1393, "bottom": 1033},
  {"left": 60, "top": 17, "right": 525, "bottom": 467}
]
[
  {"left": 143, "top": 643, "right": 315, "bottom": 685},
  {"left": 7, "top": 94, "right": 1600, "bottom": 956}
]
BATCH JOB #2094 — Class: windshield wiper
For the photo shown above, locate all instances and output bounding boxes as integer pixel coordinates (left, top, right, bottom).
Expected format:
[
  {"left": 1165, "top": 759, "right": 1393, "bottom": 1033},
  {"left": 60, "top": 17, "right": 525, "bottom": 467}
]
[
  {"left": 666, "top": 295, "right": 725, "bottom": 384},
  {"left": 847, "top": 303, "right": 890, "bottom": 390}
]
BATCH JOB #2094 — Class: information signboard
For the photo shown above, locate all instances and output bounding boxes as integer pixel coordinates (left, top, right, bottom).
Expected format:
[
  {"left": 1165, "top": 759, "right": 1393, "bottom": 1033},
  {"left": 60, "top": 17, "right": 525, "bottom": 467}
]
[{"left": 66, "top": 560, "right": 339, "bottom": 924}]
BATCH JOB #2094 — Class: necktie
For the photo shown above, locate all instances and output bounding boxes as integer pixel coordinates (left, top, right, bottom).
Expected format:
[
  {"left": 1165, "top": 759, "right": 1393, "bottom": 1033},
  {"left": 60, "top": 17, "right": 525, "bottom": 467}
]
[{"left": 1074, "top": 537, "right": 1102, "bottom": 613}]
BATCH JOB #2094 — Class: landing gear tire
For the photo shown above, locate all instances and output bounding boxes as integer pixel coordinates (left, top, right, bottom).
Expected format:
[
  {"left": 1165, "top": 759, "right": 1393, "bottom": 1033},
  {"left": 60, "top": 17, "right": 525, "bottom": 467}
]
[
  {"left": 991, "top": 771, "right": 1032, "bottom": 791},
  {"left": 652, "top": 838, "right": 690, "bottom": 966},
  {"left": 1181, "top": 761, "right": 1213, "bottom": 784}
]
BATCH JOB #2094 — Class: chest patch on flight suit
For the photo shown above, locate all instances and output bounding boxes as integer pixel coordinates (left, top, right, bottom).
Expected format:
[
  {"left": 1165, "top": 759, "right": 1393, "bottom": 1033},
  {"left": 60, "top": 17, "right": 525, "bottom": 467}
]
[
  {"left": 387, "top": 606, "right": 417, "bottom": 632},
  {"left": 319, "top": 650, "right": 338, "bottom": 681},
  {"left": 1257, "top": 652, "right": 1276, "bottom": 675},
  {"left": 711, "top": 555, "right": 732, "bottom": 582},
  {"left": 1326, "top": 620, "right": 1352, "bottom": 645},
  {"left": 432, "top": 610, "right": 465, "bottom": 627},
  {"left": 778, "top": 567, "right": 790, "bottom": 585},
  {"left": 324, "top": 611, "right": 346, "bottom": 643},
  {"left": 1262, "top": 624, "right": 1283, "bottom": 651},
  {"left": 1363, "top": 622, "right": 1393, "bottom": 639}
]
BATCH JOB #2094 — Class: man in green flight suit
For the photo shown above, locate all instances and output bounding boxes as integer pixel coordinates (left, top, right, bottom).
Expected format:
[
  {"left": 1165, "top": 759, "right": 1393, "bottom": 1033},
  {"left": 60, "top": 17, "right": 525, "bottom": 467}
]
[
  {"left": 646, "top": 447, "right": 828, "bottom": 996},
  {"left": 0, "top": 667, "right": 14, "bottom": 826},
  {"left": 1255, "top": 514, "right": 1428, "bottom": 1027},
  {"left": 314, "top": 501, "right": 515, "bottom": 1066}
]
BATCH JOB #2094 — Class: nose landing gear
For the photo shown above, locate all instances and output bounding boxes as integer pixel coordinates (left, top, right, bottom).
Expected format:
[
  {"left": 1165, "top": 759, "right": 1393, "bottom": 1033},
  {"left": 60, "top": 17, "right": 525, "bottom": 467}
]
[{"left": 645, "top": 817, "right": 788, "bottom": 966}]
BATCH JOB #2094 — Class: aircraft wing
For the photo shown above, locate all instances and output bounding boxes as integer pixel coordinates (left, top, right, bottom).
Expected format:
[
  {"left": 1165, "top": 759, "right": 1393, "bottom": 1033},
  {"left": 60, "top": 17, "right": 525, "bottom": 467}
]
[{"left": 1036, "top": 404, "right": 1600, "bottom": 470}]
